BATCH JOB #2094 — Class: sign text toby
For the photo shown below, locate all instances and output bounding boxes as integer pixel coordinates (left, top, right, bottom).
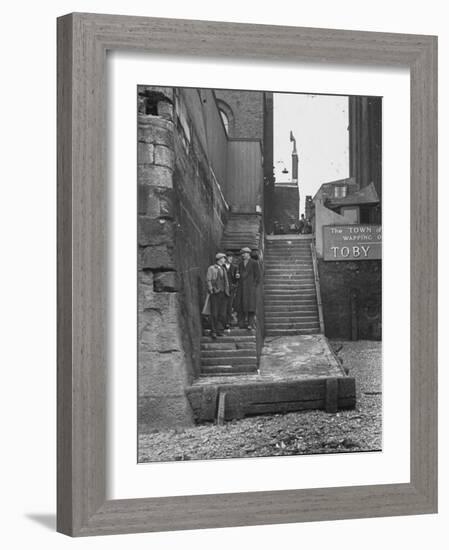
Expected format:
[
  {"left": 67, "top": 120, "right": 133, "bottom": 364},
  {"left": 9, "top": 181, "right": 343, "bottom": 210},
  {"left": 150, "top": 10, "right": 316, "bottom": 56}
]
[{"left": 323, "top": 225, "right": 381, "bottom": 261}]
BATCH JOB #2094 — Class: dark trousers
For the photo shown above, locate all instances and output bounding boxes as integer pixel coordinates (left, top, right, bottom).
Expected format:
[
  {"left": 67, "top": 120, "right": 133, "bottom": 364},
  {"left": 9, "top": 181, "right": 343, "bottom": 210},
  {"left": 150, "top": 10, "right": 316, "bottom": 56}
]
[
  {"left": 238, "top": 311, "right": 255, "bottom": 329},
  {"left": 226, "top": 287, "right": 236, "bottom": 326},
  {"left": 210, "top": 291, "right": 227, "bottom": 334}
]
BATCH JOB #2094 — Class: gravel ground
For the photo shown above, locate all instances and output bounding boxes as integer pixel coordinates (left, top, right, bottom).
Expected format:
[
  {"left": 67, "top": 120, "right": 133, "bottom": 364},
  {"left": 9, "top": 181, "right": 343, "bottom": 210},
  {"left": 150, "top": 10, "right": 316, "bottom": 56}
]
[{"left": 138, "top": 340, "right": 382, "bottom": 462}]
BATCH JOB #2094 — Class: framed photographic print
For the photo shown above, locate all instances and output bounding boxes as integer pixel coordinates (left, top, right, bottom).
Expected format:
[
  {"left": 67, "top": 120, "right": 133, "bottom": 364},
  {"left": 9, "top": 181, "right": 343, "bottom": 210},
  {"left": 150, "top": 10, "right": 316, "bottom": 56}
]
[{"left": 57, "top": 13, "right": 437, "bottom": 536}]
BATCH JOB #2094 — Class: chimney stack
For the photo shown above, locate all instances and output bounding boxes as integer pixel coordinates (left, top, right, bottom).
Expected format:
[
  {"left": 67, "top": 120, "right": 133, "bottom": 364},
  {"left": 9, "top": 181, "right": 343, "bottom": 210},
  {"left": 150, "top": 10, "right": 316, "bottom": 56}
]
[{"left": 290, "top": 131, "right": 298, "bottom": 183}]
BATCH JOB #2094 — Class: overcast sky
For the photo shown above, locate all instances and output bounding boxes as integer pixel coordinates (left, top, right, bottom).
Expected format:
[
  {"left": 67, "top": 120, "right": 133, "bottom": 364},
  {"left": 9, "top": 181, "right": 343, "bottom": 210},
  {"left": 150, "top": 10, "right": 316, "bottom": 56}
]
[{"left": 273, "top": 93, "right": 349, "bottom": 215}]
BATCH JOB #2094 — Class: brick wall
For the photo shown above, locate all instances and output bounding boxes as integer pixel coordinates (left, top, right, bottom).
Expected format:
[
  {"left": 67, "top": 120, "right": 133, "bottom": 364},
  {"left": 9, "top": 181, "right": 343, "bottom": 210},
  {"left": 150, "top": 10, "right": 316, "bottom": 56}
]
[
  {"left": 318, "top": 259, "right": 382, "bottom": 340},
  {"left": 214, "top": 90, "right": 264, "bottom": 141}
]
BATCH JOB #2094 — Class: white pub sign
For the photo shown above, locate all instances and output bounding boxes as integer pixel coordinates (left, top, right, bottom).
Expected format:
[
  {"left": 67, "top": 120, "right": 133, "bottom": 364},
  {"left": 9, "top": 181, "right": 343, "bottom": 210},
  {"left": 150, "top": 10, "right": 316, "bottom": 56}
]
[{"left": 323, "top": 225, "right": 382, "bottom": 261}]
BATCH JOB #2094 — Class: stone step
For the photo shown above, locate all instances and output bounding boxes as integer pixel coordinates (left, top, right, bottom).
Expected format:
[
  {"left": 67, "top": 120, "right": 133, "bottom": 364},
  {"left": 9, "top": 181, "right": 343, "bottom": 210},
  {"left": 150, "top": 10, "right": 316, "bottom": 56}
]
[
  {"left": 224, "top": 236, "right": 259, "bottom": 240},
  {"left": 265, "top": 292, "right": 316, "bottom": 298},
  {"left": 265, "top": 272, "right": 314, "bottom": 276},
  {"left": 265, "top": 277, "right": 314, "bottom": 282},
  {"left": 265, "top": 272, "right": 314, "bottom": 277},
  {"left": 201, "top": 365, "right": 258, "bottom": 375},
  {"left": 265, "top": 289, "right": 316, "bottom": 295},
  {"left": 222, "top": 245, "right": 260, "bottom": 251},
  {"left": 265, "top": 322, "right": 320, "bottom": 330},
  {"left": 201, "top": 343, "right": 256, "bottom": 352},
  {"left": 265, "top": 267, "right": 313, "bottom": 271},
  {"left": 198, "top": 371, "right": 255, "bottom": 377},
  {"left": 265, "top": 249, "right": 311, "bottom": 254},
  {"left": 201, "top": 335, "right": 256, "bottom": 344},
  {"left": 265, "top": 328, "right": 321, "bottom": 336},
  {"left": 265, "top": 282, "right": 316, "bottom": 288},
  {"left": 266, "top": 244, "right": 311, "bottom": 248},
  {"left": 265, "top": 266, "right": 313, "bottom": 270},
  {"left": 265, "top": 290, "right": 316, "bottom": 296},
  {"left": 221, "top": 244, "right": 259, "bottom": 250},
  {"left": 266, "top": 252, "right": 311, "bottom": 255},
  {"left": 201, "top": 349, "right": 256, "bottom": 358},
  {"left": 265, "top": 281, "right": 315, "bottom": 286},
  {"left": 266, "top": 321, "right": 320, "bottom": 330},
  {"left": 202, "top": 356, "right": 258, "bottom": 366},
  {"left": 265, "top": 250, "right": 311, "bottom": 254},
  {"left": 265, "top": 278, "right": 315, "bottom": 284},
  {"left": 265, "top": 262, "right": 313, "bottom": 266},
  {"left": 265, "top": 270, "right": 314, "bottom": 275},
  {"left": 265, "top": 270, "right": 314, "bottom": 274},
  {"left": 265, "top": 306, "right": 318, "bottom": 313},
  {"left": 265, "top": 278, "right": 315, "bottom": 282},
  {"left": 265, "top": 305, "right": 318, "bottom": 312},
  {"left": 266, "top": 248, "right": 313, "bottom": 251},
  {"left": 265, "top": 312, "right": 319, "bottom": 320},
  {"left": 264, "top": 297, "right": 318, "bottom": 312},
  {"left": 265, "top": 297, "right": 317, "bottom": 303},
  {"left": 266, "top": 267, "right": 313, "bottom": 272},
  {"left": 265, "top": 273, "right": 315, "bottom": 283},
  {"left": 264, "top": 259, "right": 312, "bottom": 264},
  {"left": 266, "top": 243, "right": 311, "bottom": 248}
]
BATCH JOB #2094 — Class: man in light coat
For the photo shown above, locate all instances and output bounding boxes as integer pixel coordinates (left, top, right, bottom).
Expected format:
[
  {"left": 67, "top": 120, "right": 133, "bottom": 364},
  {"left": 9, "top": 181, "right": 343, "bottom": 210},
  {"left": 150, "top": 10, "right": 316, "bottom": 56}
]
[{"left": 206, "top": 252, "right": 230, "bottom": 338}]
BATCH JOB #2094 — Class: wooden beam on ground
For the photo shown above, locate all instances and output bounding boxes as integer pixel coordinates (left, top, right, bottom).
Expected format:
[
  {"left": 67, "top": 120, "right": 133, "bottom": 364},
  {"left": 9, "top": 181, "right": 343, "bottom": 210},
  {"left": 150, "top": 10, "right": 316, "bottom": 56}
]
[
  {"left": 325, "top": 378, "right": 339, "bottom": 413},
  {"left": 216, "top": 391, "right": 227, "bottom": 426}
]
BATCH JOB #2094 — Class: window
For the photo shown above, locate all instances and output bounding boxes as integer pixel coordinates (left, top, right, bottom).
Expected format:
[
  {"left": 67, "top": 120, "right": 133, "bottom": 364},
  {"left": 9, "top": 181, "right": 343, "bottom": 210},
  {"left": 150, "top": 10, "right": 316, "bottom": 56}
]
[
  {"left": 219, "top": 110, "right": 229, "bottom": 135},
  {"left": 334, "top": 184, "right": 347, "bottom": 198}
]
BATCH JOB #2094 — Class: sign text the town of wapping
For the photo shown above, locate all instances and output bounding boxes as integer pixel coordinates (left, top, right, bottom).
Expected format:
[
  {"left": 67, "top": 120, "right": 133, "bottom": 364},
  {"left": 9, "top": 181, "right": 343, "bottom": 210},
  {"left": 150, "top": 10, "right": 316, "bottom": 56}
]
[{"left": 323, "top": 225, "right": 382, "bottom": 261}]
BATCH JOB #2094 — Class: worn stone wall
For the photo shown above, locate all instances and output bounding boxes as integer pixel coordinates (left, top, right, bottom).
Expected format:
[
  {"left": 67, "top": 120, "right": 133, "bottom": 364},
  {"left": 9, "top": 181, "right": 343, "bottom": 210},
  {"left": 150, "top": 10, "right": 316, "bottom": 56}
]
[
  {"left": 318, "top": 259, "right": 382, "bottom": 340},
  {"left": 172, "top": 90, "right": 229, "bottom": 379},
  {"left": 137, "top": 86, "right": 229, "bottom": 432}
]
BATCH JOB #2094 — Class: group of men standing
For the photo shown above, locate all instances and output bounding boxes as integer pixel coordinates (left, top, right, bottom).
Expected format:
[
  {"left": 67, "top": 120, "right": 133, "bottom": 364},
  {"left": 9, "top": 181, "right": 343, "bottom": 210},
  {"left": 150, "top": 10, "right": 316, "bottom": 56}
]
[{"left": 205, "top": 247, "right": 261, "bottom": 339}]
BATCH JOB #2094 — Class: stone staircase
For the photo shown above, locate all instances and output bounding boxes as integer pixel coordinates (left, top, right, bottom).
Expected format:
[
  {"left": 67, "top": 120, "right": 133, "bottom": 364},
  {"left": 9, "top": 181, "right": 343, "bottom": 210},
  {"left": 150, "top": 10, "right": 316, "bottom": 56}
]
[
  {"left": 200, "top": 329, "right": 258, "bottom": 376},
  {"left": 220, "top": 213, "right": 262, "bottom": 252},
  {"left": 200, "top": 212, "right": 263, "bottom": 376},
  {"left": 264, "top": 236, "right": 321, "bottom": 336}
]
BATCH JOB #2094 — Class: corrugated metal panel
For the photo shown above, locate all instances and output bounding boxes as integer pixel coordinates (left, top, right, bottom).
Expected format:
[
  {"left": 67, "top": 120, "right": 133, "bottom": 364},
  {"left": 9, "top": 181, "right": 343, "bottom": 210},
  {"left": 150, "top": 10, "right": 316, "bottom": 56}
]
[{"left": 227, "top": 140, "right": 263, "bottom": 212}]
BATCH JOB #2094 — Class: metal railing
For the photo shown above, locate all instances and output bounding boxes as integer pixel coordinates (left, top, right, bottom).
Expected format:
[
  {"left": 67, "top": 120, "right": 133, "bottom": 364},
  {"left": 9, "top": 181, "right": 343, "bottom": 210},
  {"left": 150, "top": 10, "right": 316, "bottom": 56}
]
[{"left": 310, "top": 241, "right": 325, "bottom": 334}]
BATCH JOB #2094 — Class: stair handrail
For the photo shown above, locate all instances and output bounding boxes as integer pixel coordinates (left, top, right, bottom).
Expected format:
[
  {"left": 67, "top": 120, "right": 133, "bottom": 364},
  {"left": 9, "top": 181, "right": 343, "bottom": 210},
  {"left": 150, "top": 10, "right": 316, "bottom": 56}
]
[{"left": 310, "top": 241, "right": 325, "bottom": 334}]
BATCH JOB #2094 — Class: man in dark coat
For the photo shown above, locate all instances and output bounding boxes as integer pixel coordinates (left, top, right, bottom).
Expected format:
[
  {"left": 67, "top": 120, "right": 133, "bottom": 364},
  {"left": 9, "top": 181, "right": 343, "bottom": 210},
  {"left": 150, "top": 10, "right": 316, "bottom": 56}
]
[
  {"left": 224, "top": 250, "right": 239, "bottom": 328},
  {"left": 206, "top": 252, "right": 230, "bottom": 338},
  {"left": 235, "top": 247, "right": 261, "bottom": 330}
]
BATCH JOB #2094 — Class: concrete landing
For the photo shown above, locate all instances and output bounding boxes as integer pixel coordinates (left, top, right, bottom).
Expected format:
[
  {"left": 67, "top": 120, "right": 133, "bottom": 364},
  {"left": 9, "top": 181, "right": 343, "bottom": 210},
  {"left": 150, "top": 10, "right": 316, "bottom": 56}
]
[{"left": 186, "top": 334, "right": 355, "bottom": 422}]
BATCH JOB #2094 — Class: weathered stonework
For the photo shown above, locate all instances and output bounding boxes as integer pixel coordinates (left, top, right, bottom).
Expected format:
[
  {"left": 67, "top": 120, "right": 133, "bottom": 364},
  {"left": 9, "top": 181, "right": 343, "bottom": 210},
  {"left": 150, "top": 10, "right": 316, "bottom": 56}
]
[
  {"left": 138, "top": 164, "right": 173, "bottom": 188},
  {"left": 137, "top": 88, "right": 194, "bottom": 430},
  {"left": 140, "top": 244, "right": 175, "bottom": 271},
  {"left": 137, "top": 86, "right": 230, "bottom": 431},
  {"left": 318, "top": 259, "right": 382, "bottom": 340},
  {"left": 138, "top": 186, "right": 175, "bottom": 218},
  {"left": 138, "top": 217, "right": 175, "bottom": 247}
]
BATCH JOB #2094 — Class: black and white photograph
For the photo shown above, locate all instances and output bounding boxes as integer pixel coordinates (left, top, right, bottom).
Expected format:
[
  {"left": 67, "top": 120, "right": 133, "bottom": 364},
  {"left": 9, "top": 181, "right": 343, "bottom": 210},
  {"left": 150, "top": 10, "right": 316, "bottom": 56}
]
[{"left": 137, "top": 85, "right": 382, "bottom": 462}]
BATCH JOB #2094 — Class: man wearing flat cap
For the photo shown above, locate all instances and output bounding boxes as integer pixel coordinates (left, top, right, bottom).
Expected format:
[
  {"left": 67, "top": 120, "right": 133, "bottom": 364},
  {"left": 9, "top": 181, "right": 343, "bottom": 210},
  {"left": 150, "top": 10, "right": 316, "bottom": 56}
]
[
  {"left": 235, "top": 247, "right": 261, "bottom": 330},
  {"left": 224, "top": 250, "right": 239, "bottom": 328},
  {"left": 206, "top": 252, "right": 230, "bottom": 338}
]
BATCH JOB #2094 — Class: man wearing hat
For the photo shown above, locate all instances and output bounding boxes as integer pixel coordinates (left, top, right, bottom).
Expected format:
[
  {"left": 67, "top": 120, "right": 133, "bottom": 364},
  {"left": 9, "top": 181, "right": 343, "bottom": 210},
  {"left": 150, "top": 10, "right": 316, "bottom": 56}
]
[
  {"left": 235, "top": 247, "right": 261, "bottom": 330},
  {"left": 206, "top": 252, "right": 230, "bottom": 338},
  {"left": 224, "top": 250, "right": 239, "bottom": 328}
]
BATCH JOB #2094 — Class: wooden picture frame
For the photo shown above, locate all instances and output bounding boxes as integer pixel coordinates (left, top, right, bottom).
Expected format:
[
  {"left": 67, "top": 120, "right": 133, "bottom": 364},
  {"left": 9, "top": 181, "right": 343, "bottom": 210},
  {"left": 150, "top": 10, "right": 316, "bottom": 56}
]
[{"left": 57, "top": 12, "right": 437, "bottom": 536}]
